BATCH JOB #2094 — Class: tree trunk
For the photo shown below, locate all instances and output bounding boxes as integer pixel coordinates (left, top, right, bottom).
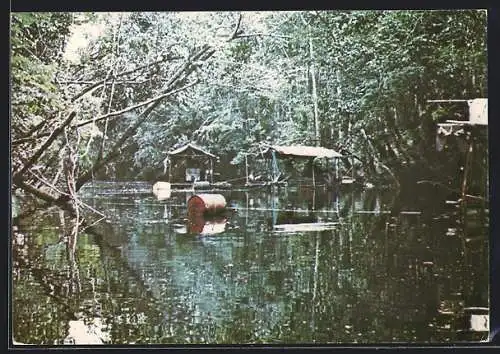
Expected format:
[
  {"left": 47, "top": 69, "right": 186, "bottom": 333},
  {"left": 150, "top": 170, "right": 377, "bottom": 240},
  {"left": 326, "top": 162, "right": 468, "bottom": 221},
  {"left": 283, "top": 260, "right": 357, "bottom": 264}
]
[{"left": 309, "top": 35, "right": 320, "bottom": 146}]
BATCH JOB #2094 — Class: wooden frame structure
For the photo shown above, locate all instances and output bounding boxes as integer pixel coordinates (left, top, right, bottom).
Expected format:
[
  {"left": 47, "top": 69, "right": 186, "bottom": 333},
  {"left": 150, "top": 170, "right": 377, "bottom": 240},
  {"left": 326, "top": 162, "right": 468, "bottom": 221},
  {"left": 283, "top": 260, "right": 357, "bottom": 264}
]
[
  {"left": 163, "top": 143, "right": 217, "bottom": 184},
  {"left": 430, "top": 98, "right": 488, "bottom": 203},
  {"left": 261, "top": 145, "right": 343, "bottom": 187}
]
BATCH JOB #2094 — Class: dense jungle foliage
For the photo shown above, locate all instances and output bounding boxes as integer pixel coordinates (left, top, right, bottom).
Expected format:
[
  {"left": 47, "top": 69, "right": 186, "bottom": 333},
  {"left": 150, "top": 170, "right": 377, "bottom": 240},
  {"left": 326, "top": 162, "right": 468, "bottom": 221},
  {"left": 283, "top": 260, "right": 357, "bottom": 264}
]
[{"left": 10, "top": 10, "right": 487, "bottom": 214}]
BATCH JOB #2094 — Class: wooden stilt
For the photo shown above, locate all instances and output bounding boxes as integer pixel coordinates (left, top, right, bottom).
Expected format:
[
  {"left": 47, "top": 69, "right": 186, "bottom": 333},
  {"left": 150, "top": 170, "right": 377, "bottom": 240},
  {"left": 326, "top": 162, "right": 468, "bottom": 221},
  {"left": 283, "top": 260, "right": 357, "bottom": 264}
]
[
  {"left": 335, "top": 157, "right": 339, "bottom": 181},
  {"left": 461, "top": 134, "right": 473, "bottom": 205},
  {"left": 272, "top": 150, "right": 278, "bottom": 183},
  {"left": 245, "top": 153, "right": 249, "bottom": 185},
  {"left": 351, "top": 155, "right": 354, "bottom": 181},
  {"left": 167, "top": 158, "right": 172, "bottom": 182},
  {"left": 312, "top": 158, "right": 316, "bottom": 188},
  {"left": 312, "top": 187, "right": 316, "bottom": 211},
  {"left": 210, "top": 158, "right": 213, "bottom": 184}
]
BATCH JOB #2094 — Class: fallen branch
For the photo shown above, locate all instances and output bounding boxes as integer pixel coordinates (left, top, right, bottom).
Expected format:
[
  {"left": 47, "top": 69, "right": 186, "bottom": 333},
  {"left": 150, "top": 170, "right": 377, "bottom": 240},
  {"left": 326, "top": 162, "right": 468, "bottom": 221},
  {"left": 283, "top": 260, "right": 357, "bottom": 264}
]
[
  {"left": 80, "top": 215, "right": 106, "bottom": 232},
  {"left": 12, "top": 133, "right": 51, "bottom": 145},
  {"left": 12, "top": 178, "right": 58, "bottom": 204},
  {"left": 13, "top": 111, "right": 77, "bottom": 181},
  {"left": 465, "top": 194, "right": 486, "bottom": 201},
  {"left": 59, "top": 80, "right": 150, "bottom": 85},
  {"left": 28, "top": 170, "right": 70, "bottom": 198}
]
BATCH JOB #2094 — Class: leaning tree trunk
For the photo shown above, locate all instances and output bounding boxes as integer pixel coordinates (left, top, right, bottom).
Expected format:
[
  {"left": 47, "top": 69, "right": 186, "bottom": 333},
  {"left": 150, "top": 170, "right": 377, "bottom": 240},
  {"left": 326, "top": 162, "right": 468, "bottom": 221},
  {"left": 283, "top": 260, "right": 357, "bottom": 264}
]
[{"left": 12, "top": 14, "right": 248, "bottom": 231}]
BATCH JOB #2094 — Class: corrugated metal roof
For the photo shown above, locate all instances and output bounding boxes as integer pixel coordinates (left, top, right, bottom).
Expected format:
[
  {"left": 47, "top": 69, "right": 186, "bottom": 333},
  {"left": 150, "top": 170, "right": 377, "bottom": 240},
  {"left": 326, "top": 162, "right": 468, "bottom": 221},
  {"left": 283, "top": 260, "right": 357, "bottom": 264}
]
[
  {"left": 167, "top": 143, "right": 216, "bottom": 158},
  {"left": 264, "top": 145, "right": 342, "bottom": 158}
]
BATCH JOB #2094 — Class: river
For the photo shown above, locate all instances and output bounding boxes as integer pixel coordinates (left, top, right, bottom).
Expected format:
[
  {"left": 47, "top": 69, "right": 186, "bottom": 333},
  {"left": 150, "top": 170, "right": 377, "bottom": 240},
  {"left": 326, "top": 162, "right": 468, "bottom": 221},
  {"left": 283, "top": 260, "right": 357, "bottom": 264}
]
[{"left": 11, "top": 182, "right": 489, "bottom": 344}]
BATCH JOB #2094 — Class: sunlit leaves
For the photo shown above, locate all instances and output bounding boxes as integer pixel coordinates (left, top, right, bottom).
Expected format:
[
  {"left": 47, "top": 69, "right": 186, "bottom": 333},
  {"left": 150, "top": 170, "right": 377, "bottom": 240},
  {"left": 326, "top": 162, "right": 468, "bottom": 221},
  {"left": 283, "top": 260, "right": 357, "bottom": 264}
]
[
  {"left": 11, "top": 10, "right": 487, "bottom": 186},
  {"left": 11, "top": 13, "right": 72, "bottom": 147}
]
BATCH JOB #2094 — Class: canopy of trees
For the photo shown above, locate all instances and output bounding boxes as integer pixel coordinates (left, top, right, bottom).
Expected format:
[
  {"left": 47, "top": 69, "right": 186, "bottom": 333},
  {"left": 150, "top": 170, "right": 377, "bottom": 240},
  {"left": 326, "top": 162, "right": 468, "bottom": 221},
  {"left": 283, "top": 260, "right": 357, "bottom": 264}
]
[{"left": 10, "top": 10, "right": 487, "bottom": 218}]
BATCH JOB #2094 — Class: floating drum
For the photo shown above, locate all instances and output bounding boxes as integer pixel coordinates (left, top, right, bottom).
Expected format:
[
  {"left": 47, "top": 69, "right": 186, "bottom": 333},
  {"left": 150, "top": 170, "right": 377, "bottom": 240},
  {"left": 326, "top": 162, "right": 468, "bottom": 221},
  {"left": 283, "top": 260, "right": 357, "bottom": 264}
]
[
  {"left": 188, "top": 194, "right": 226, "bottom": 216},
  {"left": 152, "top": 181, "right": 171, "bottom": 200}
]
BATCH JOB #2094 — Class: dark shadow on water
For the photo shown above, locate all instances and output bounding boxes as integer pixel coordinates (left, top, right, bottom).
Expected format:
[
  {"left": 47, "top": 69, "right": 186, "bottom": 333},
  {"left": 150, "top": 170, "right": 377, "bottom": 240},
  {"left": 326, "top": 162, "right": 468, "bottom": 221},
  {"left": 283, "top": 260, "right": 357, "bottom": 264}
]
[{"left": 11, "top": 183, "right": 489, "bottom": 345}]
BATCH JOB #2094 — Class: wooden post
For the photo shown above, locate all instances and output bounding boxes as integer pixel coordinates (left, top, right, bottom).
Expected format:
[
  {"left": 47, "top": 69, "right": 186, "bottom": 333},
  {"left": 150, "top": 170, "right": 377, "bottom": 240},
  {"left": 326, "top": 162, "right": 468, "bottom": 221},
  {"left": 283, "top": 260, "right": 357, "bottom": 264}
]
[
  {"left": 268, "top": 158, "right": 272, "bottom": 184},
  {"left": 351, "top": 154, "right": 354, "bottom": 181},
  {"left": 335, "top": 157, "right": 339, "bottom": 181},
  {"left": 210, "top": 158, "right": 214, "bottom": 184},
  {"left": 245, "top": 191, "right": 249, "bottom": 225},
  {"left": 312, "top": 187, "right": 316, "bottom": 211},
  {"left": 351, "top": 189, "right": 355, "bottom": 214},
  {"left": 271, "top": 188, "right": 277, "bottom": 227},
  {"left": 272, "top": 150, "right": 278, "bottom": 183},
  {"left": 167, "top": 157, "right": 172, "bottom": 182},
  {"left": 245, "top": 153, "right": 249, "bottom": 185},
  {"left": 312, "top": 158, "right": 316, "bottom": 188},
  {"left": 461, "top": 133, "right": 473, "bottom": 205}
]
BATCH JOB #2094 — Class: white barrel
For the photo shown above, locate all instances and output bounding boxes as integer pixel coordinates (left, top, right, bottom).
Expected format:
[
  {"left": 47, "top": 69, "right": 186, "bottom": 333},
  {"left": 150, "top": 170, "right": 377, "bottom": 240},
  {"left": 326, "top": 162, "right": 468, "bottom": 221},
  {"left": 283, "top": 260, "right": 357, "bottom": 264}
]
[{"left": 152, "top": 181, "right": 171, "bottom": 200}]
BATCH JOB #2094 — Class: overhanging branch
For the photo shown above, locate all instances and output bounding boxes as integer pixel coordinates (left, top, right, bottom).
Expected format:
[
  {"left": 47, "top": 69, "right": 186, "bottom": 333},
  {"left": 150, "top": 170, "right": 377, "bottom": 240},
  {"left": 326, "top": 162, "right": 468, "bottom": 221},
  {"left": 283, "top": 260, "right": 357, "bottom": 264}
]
[
  {"left": 69, "top": 53, "right": 183, "bottom": 102},
  {"left": 75, "top": 100, "right": 162, "bottom": 191},
  {"left": 72, "top": 80, "right": 199, "bottom": 129},
  {"left": 229, "top": 14, "right": 243, "bottom": 41},
  {"left": 235, "top": 33, "right": 294, "bottom": 39},
  {"left": 12, "top": 133, "right": 51, "bottom": 145}
]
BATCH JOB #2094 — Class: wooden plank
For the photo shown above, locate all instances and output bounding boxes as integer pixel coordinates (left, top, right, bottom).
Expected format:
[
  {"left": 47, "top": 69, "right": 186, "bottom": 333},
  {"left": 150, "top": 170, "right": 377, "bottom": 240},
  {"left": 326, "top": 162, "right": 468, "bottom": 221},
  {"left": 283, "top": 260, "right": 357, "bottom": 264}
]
[
  {"left": 427, "top": 99, "right": 468, "bottom": 103},
  {"left": 273, "top": 222, "right": 339, "bottom": 233}
]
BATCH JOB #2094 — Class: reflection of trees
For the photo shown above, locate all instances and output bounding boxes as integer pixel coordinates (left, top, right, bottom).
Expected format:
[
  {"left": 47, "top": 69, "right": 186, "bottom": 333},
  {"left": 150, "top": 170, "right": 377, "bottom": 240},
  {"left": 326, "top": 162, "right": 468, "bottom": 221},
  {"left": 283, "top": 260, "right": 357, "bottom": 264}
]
[
  {"left": 424, "top": 200, "right": 489, "bottom": 342},
  {"left": 13, "top": 188, "right": 488, "bottom": 344},
  {"left": 12, "top": 208, "right": 167, "bottom": 345},
  {"left": 334, "top": 197, "right": 489, "bottom": 343},
  {"left": 13, "top": 240, "right": 76, "bottom": 344},
  {"left": 12, "top": 212, "right": 83, "bottom": 344},
  {"left": 95, "top": 188, "right": 487, "bottom": 343}
]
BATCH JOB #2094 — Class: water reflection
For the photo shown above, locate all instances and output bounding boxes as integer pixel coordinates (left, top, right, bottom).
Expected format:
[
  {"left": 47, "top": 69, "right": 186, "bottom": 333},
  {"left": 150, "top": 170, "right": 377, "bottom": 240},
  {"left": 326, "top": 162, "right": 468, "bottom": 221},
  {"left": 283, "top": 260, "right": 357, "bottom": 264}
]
[
  {"left": 186, "top": 214, "right": 228, "bottom": 235},
  {"left": 11, "top": 183, "right": 489, "bottom": 344}
]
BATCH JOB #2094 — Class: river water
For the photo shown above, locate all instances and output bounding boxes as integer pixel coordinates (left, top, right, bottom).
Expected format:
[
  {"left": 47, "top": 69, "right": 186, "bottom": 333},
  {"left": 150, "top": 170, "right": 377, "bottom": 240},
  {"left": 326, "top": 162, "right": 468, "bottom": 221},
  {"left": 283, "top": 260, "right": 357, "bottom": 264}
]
[{"left": 11, "top": 182, "right": 489, "bottom": 344}]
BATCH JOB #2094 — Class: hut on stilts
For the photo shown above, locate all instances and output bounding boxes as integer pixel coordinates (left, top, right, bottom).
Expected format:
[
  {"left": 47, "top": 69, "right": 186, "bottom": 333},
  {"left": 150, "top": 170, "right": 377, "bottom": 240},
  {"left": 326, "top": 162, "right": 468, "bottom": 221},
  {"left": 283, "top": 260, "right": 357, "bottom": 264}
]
[
  {"left": 260, "top": 145, "right": 343, "bottom": 188},
  {"left": 431, "top": 98, "right": 488, "bottom": 205},
  {"left": 162, "top": 143, "right": 217, "bottom": 189}
]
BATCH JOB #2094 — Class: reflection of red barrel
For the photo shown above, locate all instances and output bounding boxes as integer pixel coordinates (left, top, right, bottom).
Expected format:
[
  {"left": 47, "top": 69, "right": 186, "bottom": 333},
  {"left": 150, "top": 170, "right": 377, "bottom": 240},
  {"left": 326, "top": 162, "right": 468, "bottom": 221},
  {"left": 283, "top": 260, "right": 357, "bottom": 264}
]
[
  {"left": 187, "top": 194, "right": 226, "bottom": 216},
  {"left": 188, "top": 214, "right": 205, "bottom": 234},
  {"left": 187, "top": 215, "right": 227, "bottom": 235}
]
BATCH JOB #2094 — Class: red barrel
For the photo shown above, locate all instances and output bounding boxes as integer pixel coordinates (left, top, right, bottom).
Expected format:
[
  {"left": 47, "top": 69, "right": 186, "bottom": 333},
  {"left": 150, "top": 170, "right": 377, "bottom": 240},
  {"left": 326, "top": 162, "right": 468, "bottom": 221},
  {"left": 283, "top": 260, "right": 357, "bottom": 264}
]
[{"left": 187, "top": 194, "right": 226, "bottom": 216}]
